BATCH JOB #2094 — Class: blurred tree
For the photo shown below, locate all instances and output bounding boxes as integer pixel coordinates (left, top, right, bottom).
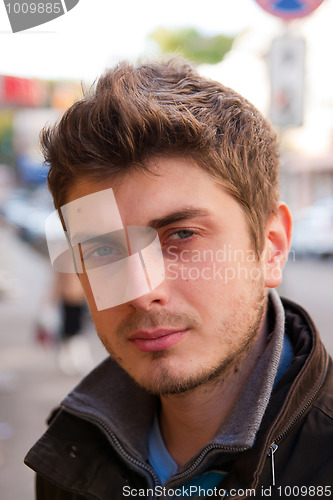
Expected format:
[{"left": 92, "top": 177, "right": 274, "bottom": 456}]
[
  {"left": 149, "top": 27, "right": 235, "bottom": 65},
  {"left": 0, "top": 111, "right": 14, "bottom": 166}
]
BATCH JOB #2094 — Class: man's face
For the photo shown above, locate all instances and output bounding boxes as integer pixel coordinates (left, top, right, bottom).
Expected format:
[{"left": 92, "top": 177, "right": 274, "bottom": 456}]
[{"left": 67, "top": 157, "right": 268, "bottom": 395}]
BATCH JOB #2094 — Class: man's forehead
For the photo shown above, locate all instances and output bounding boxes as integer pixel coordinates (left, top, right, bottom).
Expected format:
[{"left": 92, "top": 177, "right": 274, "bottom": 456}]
[
  {"left": 66, "top": 177, "right": 117, "bottom": 204},
  {"left": 66, "top": 180, "right": 213, "bottom": 230},
  {"left": 61, "top": 187, "right": 124, "bottom": 245},
  {"left": 65, "top": 157, "right": 211, "bottom": 204},
  {"left": 64, "top": 159, "right": 238, "bottom": 227}
]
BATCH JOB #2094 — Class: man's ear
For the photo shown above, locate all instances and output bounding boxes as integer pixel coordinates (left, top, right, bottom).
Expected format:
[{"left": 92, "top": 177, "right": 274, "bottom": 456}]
[{"left": 263, "top": 203, "right": 292, "bottom": 289}]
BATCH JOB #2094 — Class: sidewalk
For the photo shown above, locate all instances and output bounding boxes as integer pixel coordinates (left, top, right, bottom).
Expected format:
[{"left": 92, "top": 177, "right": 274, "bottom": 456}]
[{"left": 0, "top": 222, "right": 105, "bottom": 500}]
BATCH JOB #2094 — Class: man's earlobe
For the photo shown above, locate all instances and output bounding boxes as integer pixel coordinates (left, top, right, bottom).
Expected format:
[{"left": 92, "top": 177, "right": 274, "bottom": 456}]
[{"left": 263, "top": 203, "right": 292, "bottom": 289}]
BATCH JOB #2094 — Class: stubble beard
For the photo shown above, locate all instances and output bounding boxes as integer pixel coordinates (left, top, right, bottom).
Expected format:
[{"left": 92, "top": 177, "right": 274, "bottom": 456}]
[{"left": 99, "top": 286, "right": 267, "bottom": 397}]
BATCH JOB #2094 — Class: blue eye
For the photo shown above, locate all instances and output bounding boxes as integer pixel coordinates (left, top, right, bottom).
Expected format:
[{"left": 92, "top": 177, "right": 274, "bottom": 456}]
[
  {"left": 82, "top": 241, "right": 128, "bottom": 269},
  {"left": 169, "top": 230, "right": 195, "bottom": 240},
  {"left": 93, "top": 246, "right": 115, "bottom": 257}
]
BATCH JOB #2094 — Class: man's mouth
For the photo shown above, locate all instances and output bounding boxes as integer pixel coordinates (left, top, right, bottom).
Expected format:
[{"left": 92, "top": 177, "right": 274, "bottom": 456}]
[{"left": 129, "top": 328, "right": 189, "bottom": 352}]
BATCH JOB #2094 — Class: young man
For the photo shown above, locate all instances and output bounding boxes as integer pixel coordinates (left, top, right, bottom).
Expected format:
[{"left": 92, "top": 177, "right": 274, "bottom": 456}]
[{"left": 25, "top": 58, "right": 332, "bottom": 499}]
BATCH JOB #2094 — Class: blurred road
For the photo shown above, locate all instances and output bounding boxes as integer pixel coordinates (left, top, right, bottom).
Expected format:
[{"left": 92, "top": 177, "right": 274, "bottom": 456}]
[
  {"left": 0, "top": 223, "right": 332, "bottom": 500},
  {"left": 0, "top": 222, "right": 105, "bottom": 500},
  {"left": 279, "top": 256, "right": 333, "bottom": 356}
]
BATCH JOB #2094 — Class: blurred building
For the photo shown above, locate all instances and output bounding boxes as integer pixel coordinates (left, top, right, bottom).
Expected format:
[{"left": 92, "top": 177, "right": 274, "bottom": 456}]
[
  {"left": 200, "top": 0, "right": 333, "bottom": 214},
  {"left": 0, "top": 75, "right": 81, "bottom": 188}
]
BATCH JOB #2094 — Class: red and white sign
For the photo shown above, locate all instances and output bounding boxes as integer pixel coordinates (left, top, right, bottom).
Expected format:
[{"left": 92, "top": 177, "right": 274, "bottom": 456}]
[
  {"left": 254, "top": 0, "right": 325, "bottom": 20},
  {"left": 0, "top": 76, "right": 47, "bottom": 107}
]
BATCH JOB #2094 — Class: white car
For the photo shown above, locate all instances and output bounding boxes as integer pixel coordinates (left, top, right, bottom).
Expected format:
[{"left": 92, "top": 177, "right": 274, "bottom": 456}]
[{"left": 291, "top": 198, "right": 333, "bottom": 258}]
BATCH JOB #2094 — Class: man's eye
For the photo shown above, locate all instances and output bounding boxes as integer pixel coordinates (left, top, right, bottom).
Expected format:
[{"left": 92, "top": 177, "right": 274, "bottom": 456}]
[
  {"left": 85, "top": 245, "right": 121, "bottom": 259},
  {"left": 168, "top": 230, "right": 195, "bottom": 241},
  {"left": 92, "top": 246, "right": 116, "bottom": 257},
  {"left": 82, "top": 242, "right": 128, "bottom": 269}
]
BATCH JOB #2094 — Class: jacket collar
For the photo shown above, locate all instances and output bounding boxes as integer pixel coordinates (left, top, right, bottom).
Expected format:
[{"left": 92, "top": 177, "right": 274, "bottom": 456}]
[
  {"left": 62, "top": 357, "right": 158, "bottom": 461},
  {"left": 225, "top": 297, "right": 330, "bottom": 490}
]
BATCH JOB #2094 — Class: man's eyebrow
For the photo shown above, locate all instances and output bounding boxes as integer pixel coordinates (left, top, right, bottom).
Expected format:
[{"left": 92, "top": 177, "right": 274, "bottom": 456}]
[
  {"left": 148, "top": 208, "right": 211, "bottom": 230},
  {"left": 69, "top": 231, "right": 125, "bottom": 246}
]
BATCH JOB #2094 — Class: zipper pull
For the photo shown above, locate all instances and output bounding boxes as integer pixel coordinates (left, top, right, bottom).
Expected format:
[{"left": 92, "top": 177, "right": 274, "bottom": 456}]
[{"left": 268, "top": 443, "right": 278, "bottom": 486}]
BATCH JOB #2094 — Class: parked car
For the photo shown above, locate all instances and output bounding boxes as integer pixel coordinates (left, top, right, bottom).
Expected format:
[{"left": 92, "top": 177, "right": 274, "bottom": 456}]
[
  {"left": 291, "top": 198, "right": 333, "bottom": 258},
  {"left": 0, "top": 185, "right": 53, "bottom": 253}
]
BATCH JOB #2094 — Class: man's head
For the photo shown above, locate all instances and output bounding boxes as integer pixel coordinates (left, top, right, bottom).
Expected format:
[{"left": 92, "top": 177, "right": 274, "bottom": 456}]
[
  {"left": 43, "top": 57, "right": 279, "bottom": 253},
  {"left": 42, "top": 58, "right": 292, "bottom": 396}
]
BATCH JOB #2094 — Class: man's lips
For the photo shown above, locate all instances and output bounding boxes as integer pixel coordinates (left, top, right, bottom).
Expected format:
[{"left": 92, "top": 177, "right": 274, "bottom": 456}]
[{"left": 129, "top": 328, "right": 188, "bottom": 352}]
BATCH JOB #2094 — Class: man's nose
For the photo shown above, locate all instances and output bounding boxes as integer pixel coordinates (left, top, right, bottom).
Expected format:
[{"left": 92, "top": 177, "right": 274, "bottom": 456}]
[
  {"left": 127, "top": 275, "right": 170, "bottom": 312},
  {"left": 122, "top": 244, "right": 168, "bottom": 311},
  {"left": 125, "top": 231, "right": 167, "bottom": 310}
]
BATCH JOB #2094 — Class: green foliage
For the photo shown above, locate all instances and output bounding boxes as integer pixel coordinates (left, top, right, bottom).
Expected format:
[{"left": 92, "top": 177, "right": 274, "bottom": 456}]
[
  {"left": 0, "top": 111, "right": 14, "bottom": 165},
  {"left": 149, "top": 27, "right": 235, "bottom": 65}
]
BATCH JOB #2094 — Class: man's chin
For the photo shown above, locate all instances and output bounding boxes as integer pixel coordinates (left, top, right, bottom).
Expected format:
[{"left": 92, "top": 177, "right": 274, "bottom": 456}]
[{"left": 132, "top": 359, "right": 231, "bottom": 397}]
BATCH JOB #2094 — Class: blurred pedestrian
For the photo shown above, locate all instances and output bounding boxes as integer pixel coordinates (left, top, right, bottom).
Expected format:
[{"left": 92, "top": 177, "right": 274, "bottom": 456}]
[
  {"left": 35, "top": 271, "right": 93, "bottom": 375},
  {"left": 54, "top": 272, "right": 93, "bottom": 375}
]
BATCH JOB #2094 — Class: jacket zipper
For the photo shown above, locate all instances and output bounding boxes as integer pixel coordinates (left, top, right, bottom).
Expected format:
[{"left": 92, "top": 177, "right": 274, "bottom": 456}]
[
  {"left": 61, "top": 406, "right": 161, "bottom": 489},
  {"left": 167, "top": 443, "right": 248, "bottom": 483},
  {"left": 266, "top": 346, "right": 329, "bottom": 488},
  {"left": 267, "top": 444, "right": 278, "bottom": 486},
  {"left": 163, "top": 443, "right": 248, "bottom": 500}
]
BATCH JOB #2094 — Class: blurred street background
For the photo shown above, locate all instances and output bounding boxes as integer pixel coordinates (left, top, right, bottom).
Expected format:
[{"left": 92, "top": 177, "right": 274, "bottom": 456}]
[{"left": 1, "top": 0, "right": 333, "bottom": 499}]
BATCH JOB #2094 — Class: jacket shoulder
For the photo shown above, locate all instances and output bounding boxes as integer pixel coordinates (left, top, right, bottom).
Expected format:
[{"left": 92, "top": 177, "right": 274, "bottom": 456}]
[
  {"left": 36, "top": 474, "right": 88, "bottom": 500},
  {"left": 314, "top": 356, "right": 333, "bottom": 419},
  {"left": 25, "top": 410, "right": 135, "bottom": 500}
]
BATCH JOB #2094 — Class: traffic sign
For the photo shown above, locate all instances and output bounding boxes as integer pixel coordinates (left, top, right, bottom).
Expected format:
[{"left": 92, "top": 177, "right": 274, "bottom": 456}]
[
  {"left": 254, "top": 0, "right": 325, "bottom": 20},
  {"left": 269, "top": 35, "right": 305, "bottom": 127}
]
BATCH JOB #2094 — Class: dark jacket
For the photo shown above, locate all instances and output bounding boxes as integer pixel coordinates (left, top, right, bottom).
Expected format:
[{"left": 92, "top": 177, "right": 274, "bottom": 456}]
[{"left": 25, "top": 298, "right": 333, "bottom": 499}]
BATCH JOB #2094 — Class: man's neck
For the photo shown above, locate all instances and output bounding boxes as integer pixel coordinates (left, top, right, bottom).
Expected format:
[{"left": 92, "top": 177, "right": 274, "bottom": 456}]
[{"left": 158, "top": 313, "right": 269, "bottom": 468}]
